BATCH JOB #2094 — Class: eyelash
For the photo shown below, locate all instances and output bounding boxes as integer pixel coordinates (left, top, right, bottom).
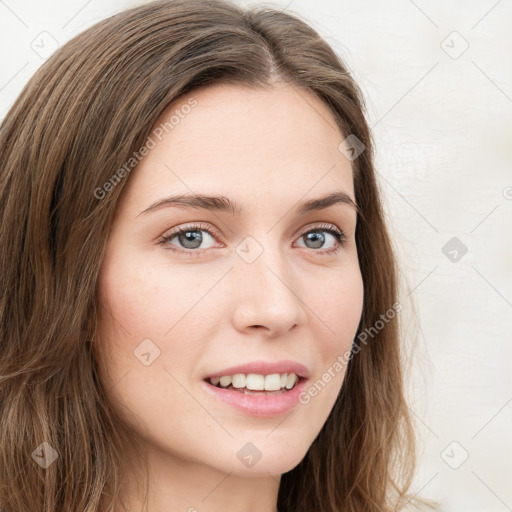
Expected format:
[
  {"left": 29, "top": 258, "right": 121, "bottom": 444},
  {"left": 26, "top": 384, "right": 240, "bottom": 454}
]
[{"left": 158, "top": 222, "right": 346, "bottom": 257}]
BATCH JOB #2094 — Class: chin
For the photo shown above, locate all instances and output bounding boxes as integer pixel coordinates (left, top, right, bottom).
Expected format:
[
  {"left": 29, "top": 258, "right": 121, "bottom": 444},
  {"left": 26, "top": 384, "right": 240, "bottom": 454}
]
[{"left": 212, "top": 434, "right": 313, "bottom": 477}]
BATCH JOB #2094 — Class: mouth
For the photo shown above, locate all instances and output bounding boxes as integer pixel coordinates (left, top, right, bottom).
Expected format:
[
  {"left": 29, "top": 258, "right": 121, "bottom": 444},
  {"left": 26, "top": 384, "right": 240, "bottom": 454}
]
[
  {"left": 205, "top": 372, "right": 304, "bottom": 395},
  {"left": 203, "top": 373, "right": 308, "bottom": 418},
  {"left": 201, "top": 362, "right": 309, "bottom": 417}
]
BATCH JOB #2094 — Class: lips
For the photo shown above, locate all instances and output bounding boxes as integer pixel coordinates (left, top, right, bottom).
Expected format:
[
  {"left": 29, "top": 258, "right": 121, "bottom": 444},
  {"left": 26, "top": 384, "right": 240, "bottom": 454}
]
[{"left": 201, "top": 360, "right": 310, "bottom": 417}]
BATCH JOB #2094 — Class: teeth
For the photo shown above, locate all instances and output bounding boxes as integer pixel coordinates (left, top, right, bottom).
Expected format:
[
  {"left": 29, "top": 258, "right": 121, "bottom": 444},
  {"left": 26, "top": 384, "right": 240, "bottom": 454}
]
[
  {"left": 246, "top": 374, "right": 264, "bottom": 390},
  {"left": 210, "top": 372, "right": 299, "bottom": 391},
  {"left": 264, "top": 373, "right": 282, "bottom": 391},
  {"left": 231, "top": 374, "right": 246, "bottom": 388},
  {"left": 285, "top": 373, "right": 298, "bottom": 389},
  {"left": 219, "top": 375, "right": 232, "bottom": 387}
]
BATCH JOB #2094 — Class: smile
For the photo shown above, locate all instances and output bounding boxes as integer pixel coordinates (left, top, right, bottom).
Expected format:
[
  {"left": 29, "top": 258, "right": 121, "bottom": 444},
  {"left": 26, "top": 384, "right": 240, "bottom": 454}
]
[{"left": 207, "top": 372, "right": 299, "bottom": 393}]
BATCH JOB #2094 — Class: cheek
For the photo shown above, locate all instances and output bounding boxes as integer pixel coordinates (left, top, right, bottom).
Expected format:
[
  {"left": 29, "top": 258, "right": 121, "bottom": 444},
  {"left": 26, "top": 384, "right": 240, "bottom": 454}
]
[
  {"left": 315, "top": 264, "right": 364, "bottom": 355},
  {"left": 94, "top": 255, "right": 208, "bottom": 435},
  {"left": 94, "top": 253, "right": 168, "bottom": 386},
  {"left": 95, "top": 250, "right": 220, "bottom": 392},
  {"left": 298, "top": 264, "right": 363, "bottom": 411},
  {"left": 97, "top": 252, "right": 201, "bottom": 342}
]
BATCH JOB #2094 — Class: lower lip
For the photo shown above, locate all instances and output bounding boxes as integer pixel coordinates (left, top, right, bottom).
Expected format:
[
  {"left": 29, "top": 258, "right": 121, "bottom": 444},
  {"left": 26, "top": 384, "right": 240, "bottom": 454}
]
[{"left": 201, "top": 378, "right": 308, "bottom": 417}]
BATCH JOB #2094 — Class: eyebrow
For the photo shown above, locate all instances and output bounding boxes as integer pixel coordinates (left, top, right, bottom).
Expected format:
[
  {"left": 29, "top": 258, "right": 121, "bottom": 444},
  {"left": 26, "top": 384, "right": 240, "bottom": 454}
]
[{"left": 138, "top": 191, "right": 358, "bottom": 217}]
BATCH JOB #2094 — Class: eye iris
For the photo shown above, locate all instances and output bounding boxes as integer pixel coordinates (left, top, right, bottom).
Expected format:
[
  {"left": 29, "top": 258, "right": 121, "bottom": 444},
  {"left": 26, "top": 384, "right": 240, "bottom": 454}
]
[
  {"left": 179, "top": 230, "right": 203, "bottom": 249},
  {"left": 305, "top": 231, "right": 325, "bottom": 249}
]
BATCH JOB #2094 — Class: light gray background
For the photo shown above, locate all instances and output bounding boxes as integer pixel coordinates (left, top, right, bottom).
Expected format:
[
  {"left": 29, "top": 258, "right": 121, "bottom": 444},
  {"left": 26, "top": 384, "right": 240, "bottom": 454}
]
[{"left": 1, "top": 1, "right": 511, "bottom": 510}]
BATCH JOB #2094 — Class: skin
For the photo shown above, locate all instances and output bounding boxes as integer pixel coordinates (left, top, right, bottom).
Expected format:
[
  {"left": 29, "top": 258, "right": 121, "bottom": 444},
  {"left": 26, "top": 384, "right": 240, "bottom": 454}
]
[{"left": 95, "top": 82, "right": 364, "bottom": 512}]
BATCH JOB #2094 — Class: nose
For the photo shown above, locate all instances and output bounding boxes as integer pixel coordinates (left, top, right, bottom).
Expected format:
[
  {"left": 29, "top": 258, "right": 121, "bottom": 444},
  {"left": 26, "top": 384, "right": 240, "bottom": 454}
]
[{"left": 230, "top": 246, "right": 307, "bottom": 338}]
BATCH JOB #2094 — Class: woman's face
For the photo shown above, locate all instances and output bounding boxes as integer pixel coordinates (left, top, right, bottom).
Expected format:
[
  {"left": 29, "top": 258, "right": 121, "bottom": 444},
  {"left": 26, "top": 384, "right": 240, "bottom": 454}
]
[{"left": 95, "top": 82, "right": 364, "bottom": 478}]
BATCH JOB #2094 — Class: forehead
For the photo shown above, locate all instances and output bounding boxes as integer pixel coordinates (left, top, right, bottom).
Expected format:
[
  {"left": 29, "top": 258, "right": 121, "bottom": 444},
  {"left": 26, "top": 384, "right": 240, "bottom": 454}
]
[
  {"left": 152, "top": 82, "right": 347, "bottom": 160},
  {"left": 119, "top": 83, "right": 355, "bottom": 216}
]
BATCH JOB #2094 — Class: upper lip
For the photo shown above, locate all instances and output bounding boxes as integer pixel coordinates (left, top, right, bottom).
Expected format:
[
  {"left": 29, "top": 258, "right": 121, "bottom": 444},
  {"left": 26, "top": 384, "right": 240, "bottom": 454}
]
[{"left": 205, "top": 360, "right": 310, "bottom": 380}]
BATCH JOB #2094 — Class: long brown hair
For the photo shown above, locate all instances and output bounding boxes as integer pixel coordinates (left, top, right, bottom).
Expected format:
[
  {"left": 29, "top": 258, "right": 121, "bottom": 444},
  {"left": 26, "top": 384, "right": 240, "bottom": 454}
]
[{"left": 0, "top": 1, "right": 439, "bottom": 510}]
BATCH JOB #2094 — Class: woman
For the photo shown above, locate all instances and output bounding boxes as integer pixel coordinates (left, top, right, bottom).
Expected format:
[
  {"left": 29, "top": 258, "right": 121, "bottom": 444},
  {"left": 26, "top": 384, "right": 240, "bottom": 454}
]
[{"left": 0, "top": 0, "right": 439, "bottom": 511}]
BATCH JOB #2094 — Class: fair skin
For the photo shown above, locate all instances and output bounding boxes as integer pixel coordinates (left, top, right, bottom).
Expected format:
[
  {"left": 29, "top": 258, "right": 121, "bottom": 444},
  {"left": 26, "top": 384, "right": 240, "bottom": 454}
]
[{"left": 95, "top": 82, "right": 364, "bottom": 512}]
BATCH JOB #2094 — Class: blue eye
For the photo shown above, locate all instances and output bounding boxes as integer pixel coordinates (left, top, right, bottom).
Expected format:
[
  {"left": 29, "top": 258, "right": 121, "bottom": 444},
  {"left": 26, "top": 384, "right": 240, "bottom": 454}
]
[
  {"left": 159, "top": 222, "right": 346, "bottom": 256},
  {"left": 295, "top": 225, "right": 346, "bottom": 254},
  {"left": 159, "top": 222, "right": 220, "bottom": 256}
]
